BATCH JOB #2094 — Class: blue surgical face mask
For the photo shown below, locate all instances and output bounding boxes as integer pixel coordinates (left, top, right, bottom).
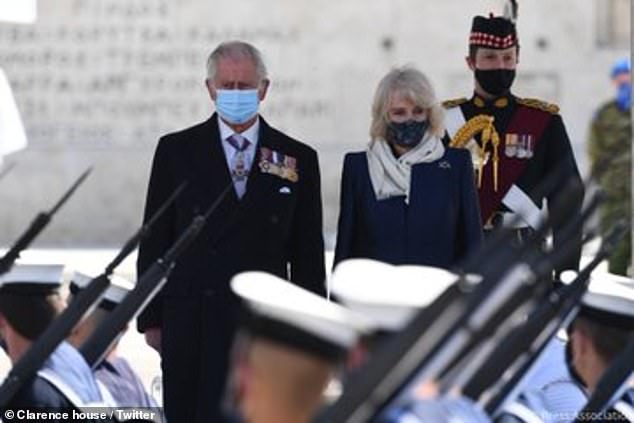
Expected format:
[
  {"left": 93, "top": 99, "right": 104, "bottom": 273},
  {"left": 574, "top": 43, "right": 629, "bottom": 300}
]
[
  {"left": 616, "top": 82, "right": 631, "bottom": 111},
  {"left": 215, "top": 89, "right": 260, "bottom": 124}
]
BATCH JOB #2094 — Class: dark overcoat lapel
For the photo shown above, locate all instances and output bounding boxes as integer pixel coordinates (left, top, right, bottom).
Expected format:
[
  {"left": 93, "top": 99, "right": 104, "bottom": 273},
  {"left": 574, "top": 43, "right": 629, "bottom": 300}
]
[{"left": 191, "top": 114, "right": 287, "bottom": 247}]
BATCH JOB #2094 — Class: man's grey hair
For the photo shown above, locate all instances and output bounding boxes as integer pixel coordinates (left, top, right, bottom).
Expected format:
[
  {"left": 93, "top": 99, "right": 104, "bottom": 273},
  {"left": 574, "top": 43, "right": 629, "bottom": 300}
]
[{"left": 206, "top": 40, "right": 268, "bottom": 82}]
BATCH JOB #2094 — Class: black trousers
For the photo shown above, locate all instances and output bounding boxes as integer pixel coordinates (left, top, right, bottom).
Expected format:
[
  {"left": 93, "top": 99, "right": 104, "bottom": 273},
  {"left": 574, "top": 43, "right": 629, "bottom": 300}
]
[{"left": 161, "top": 295, "right": 238, "bottom": 423}]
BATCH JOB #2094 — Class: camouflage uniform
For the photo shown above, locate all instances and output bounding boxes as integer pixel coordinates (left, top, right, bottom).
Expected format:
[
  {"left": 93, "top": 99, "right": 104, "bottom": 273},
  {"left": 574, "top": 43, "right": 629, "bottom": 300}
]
[{"left": 587, "top": 99, "right": 632, "bottom": 275}]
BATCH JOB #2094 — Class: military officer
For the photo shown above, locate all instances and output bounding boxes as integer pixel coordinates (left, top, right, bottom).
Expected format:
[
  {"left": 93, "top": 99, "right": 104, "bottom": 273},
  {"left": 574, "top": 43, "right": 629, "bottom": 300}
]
[
  {"left": 67, "top": 272, "right": 158, "bottom": 409},
  {"left": 329, "top": 258, "right": 491, "bottom": 423},
  {"left": 0, "top": 264, "right": 116, "bottom": 418},
  {"left": 443, "top": 13, "right": 584, "bottom": 276},
  {"left": 225, "top": 271, "right": 371, "bottom": 423},
  {"left": 567, "top": 273, "right": 634, "bottom": 422},
  {"left": 587, "top": 58, "right": 632, "bottom": 276},
  {"left": 499, "top": 272, "right": 634, "bottom": 422}
]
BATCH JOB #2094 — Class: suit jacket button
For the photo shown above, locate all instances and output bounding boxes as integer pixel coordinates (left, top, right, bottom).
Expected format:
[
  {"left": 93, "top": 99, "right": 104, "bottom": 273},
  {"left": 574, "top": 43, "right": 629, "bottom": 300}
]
[
  {"left": 203, "top": 289, "right": 214, "bottom": 297},
  {"left": 210, "top": 248, "right": 217, "bottom": 255},
  {"left": 270, "top": 215, "right": 279, "bottom": 224}
]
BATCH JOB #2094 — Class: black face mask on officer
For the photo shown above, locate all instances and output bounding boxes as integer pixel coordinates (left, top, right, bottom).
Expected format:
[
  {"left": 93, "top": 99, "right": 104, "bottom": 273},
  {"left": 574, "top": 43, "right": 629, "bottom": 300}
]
[
  {"left": 387, "top": 120, "right": 429, "bottom": 148},
  {"left": 475, "top": 69, "right": 516, "bottom": 96}
]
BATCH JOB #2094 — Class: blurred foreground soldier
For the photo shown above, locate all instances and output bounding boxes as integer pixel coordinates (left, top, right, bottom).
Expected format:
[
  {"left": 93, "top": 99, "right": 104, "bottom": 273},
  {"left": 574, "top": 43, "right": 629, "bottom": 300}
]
[
  {"left": 137, "top": 40, "right": 326, "bottom": 422},
  {"left": 331, "top": 258, "right": 461, "bottom": 359},
  {"left": 444, "top": 10, "right": 583, "bottom": 276},
  {"left": 225, "top": 271, "right": 370, "bottom": 423},
  {"left": 0, "top": 265, "right": 114, "bottom": 414},
  {"left": 67, "top": 272, "right": 157, "bottom": 408},
  {"left": 500, "top": 272, "right": 634, "bottom": 422},
  {"left": 587, "top": 58, "right": 632, "bottom": 276},
  {"left": 499, "top": 336, "right": 587, "bottom": 423},
  {"left": 330, "top": 258, "right": 491, "bottom": 422},
  {"left": 497, "top": 272, "right": 587, "bottom": 423},
  {"left": 568, "top": 273, "right": 634, "bottom": 421}
]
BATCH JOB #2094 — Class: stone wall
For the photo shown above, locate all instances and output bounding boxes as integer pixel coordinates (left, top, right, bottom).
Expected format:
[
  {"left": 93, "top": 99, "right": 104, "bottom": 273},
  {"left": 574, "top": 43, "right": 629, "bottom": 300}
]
[{"left": 0, "top": 0, "right": 629, "bottom": 248}]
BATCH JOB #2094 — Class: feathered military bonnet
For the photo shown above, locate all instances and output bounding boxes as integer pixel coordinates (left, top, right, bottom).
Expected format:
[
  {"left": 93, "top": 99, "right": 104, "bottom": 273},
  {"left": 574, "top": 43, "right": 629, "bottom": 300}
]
[
  {"left": 470, "top": 0, "right": 519, "bottom": 50},
  {"left": 470, "top": 15, "right": 518, "bottom": 49}
]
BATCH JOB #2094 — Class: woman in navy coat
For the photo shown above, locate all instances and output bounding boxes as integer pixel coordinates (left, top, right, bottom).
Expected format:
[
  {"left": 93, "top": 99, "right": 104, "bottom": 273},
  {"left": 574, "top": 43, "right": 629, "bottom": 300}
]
[{"left": 334, "top": 66, "right": 483, "bottom": 269}]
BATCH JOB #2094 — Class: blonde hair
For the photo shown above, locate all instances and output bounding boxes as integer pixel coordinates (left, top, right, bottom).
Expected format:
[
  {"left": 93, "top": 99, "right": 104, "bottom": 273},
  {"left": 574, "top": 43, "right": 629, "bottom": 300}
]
[{"left": 370, "top": 66, "right": 445, "bottom": 141}]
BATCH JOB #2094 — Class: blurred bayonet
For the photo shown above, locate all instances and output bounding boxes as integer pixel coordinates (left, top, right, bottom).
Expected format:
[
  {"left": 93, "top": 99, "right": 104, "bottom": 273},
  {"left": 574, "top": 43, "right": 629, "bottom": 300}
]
[
  {"left": 436, "top": 187, "right": 604, "bottom": 387},
  {"left": 0, "top": 167, "right": 92, "bottom": 275},
  {"left": 319, "top": 172, "right": 594, "bottom": 423},
  {"left": 480, "top": 220, "right": 629, "bottom": 416},
  {"left": 80, "top": 182, "right": 233, "bottom": 368},
  {"left": 106, "top": 182, "right": 186, "bottom": 276},
  {"left": 0, "top": 182, "right": 185, "bottom": 407}
]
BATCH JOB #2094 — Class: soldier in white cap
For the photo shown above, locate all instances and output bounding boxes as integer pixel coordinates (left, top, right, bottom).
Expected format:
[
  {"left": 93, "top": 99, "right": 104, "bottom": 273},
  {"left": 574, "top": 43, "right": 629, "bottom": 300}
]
[
  {"left": 499, "top": 272, "right": 634, "bottom": 422},
  {"left": 496, "top": 273, "right": 589, "bottom": 423},
  {"left": 0, "top": 264, "right": 115, "bottom": 414},
  {"left": 225, "top": 271, "right": 372, "bottom": 423},
  {"left": 329, "top": 258, "right": 461, "bottom": 370},
  {"left": 495, "top": 336, "right": 587, "bottom": 423},
  {"left": 67, "top": 271, "right": 157, "bottom": 409},
  {"left": 568, "top": 273, "right": 633, "bottom": 422},
  {"left": 329, "top": 258, "right": 491, "bottom": 423}
]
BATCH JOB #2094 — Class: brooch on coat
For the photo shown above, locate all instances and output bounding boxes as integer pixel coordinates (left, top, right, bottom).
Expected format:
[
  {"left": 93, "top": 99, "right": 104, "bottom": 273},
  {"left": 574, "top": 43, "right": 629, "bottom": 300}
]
[
  {"left": 438, "top": 160, "right": 451, "bottom": 169},
  {"left": 259, "top": 147, "right": 299, "bottom": 182}
]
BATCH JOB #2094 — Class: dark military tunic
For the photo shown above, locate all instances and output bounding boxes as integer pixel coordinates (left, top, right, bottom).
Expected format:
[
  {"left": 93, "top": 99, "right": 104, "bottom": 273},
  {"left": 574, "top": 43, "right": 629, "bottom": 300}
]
[{"left": 444, "top": 93, "right": 584, "bottom": 274}]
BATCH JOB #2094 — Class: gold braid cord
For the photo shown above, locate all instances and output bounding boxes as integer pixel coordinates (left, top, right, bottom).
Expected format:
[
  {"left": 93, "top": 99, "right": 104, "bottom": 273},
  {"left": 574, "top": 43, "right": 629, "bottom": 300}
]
[{"left": 449, "top": 114, "right": 500, "bottom": 191}]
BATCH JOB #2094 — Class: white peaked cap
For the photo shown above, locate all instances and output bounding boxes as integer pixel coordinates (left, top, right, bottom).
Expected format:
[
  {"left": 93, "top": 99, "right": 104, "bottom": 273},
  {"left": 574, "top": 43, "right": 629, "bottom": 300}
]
[
  {"left": 70, "top": 272, "right": 133, "bottom": 310},
  {"left": 580, "top": 272, "right": 634, "bottom": 329},
  {"left": 231, "top": 271, "right": 373, "bottom": 360},
  {"left": 330, "top": 259, "right": 461, "bottom": 331},
  {"left": 0, "top": 264, "right": 64, "bottom": 294}
]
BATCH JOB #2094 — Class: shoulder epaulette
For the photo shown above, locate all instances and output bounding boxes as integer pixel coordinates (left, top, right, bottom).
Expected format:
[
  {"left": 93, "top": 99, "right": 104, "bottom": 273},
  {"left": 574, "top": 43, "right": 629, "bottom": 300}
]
[
  {"left": 517, "top": 97, "right": 559, "bottom": 114},
  {"left": 442, "top": 97, "right": 468, "bottom": 109}
]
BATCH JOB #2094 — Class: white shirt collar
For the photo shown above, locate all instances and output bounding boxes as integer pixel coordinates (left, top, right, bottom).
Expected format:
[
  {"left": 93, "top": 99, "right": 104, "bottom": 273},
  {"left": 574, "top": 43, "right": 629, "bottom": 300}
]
[{"left": 217, "top": 115, "right": 260, "bottom": 146}]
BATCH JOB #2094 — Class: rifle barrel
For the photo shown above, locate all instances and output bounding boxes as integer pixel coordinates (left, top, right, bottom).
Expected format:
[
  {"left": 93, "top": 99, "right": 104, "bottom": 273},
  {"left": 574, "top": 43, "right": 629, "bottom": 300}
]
[
  {"left": 0, "top": 168, "right": 92, "bottom": 275},
  {"left": 81, "top": 182, "right": 232, "bottom": 367},
  {"left": 0, "top": 181, "right": 185, "bottom": 407}
]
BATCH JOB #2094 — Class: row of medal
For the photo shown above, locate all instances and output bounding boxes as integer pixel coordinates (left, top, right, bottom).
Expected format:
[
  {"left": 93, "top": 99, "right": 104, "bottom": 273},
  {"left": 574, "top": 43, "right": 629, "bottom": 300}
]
[{"left": 504, "top": 133, "right": 534, "bottom": 159}]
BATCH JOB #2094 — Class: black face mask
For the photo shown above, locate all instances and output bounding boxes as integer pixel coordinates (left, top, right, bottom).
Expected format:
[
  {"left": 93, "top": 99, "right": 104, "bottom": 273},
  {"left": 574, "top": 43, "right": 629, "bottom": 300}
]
[
  {"left": 386, "top": 120, "right": 429, "bottom": 148},
  {"left": 475, "top": 69, "right": 516, "bottom": 96}
]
